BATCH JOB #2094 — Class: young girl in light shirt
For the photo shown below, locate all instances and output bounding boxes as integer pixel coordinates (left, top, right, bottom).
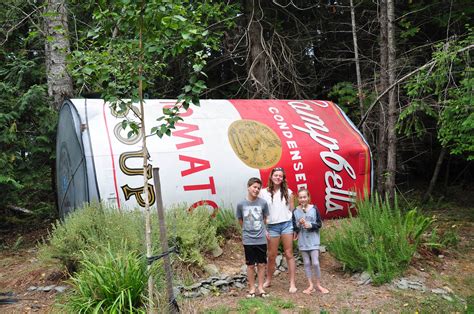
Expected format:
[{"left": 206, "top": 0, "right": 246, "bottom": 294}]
[
  {"left": 293, "top": 188, "right": 329, "bottom": 295},
  {"left": 259, "top": 167, "right": 297, "bottom": 293}
]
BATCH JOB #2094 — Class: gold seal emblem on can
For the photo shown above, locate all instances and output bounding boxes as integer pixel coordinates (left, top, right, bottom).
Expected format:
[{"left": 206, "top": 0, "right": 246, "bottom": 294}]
[{"left": 228, "top": 120, "right": 282, "bottom": 169}]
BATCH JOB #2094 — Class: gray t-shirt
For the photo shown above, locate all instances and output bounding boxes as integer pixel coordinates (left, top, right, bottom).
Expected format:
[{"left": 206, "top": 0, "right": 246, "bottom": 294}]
[{"left": 236, "top": 197, "right": 269, "bottom": 245}]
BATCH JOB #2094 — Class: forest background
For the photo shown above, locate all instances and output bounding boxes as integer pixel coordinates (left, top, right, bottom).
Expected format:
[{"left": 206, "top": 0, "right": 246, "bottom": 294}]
[{"left": 0, "top": 0, "right": 472, "bottom": 222}]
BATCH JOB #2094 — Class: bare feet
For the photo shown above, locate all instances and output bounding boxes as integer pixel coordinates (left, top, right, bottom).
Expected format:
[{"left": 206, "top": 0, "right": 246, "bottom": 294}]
[
  {"left": 289, "top": 286, "right": 298, "bottom": 293},
  {"left": 303, "top": 287, "right": 315, "bottom": 295},
  {"left": 316, "top": 285, "right": 329, "bottom": 294}
]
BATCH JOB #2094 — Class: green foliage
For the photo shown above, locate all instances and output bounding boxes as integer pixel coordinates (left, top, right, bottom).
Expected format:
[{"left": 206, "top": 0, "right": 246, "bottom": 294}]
[
  {"left": 211, "top": 207, "right": 241, "bottom": 239},
  {"left": 204, "top": 297, "right": 296, "bottom": 314},
  {"left": 327, "top": 194, "right": 433, "bottom": 285},
  {"left": 0, "top": 58, "right": 57, "bottom": 217},
  {"left": 401, "top": 28, "right": 474, "bottom": 160},
  {"left": 40, "top": 203, "right": 218, "bottom": 271},
  {"left": 69, "top": 0, "right": 238, "bottom": 138},
  {"left": 423, "top": 225, "right": 460, "bottom": 251},
  {"left": 164, "top": 205, "right": 219, "bottom": 266},
  {"left": 64, "top": 246, "right": 147, "bottom": 313},
  {"left": 328, "top": 82, "right": 375, "bottom": 122}
]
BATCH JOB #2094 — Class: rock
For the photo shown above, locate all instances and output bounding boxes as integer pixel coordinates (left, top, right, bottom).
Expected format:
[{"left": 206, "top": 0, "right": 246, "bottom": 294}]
[
  {"left": 199, "top": 287, "right": 210, "bottom": 296},
  {"left": 276, "top": 255, "right": 283, "bottom": 268},
  {"left": 320, "top": 245, "right": 326, "bottom": 253},
  {"left": 54, "top": 286, "right": 68, "bottom": 293},
  {"left": 273, "top": 270, "right": 281, "bottom": 276},
  {"left": 431, "top": 288, "right": 448, "bottom": 294},
  {"left": 221, "top": 285, "right": 230, "bottom": 292},
  {"left": 183, "top": 291, "right": 202, "bottom": 298},
  {"left": 38, "top": 285, "right": 55, "bottom": 292},
  {"left": 211, "top": 246, "right": 224, "bottom": 258},
  {"left": 351, "top": 273, "right": 360, "bottom": 280},
  {"left": 438, "top": 254, "right": 444, "bottom": 259},
  {"left": 443, "top": 286, "right": 454, "bottom": 294},
  {"left": 240, "top": 265, "right": 247, "bottom": 275},
  {"left": 203, "top": 264, "right": 220, "bottom": 276},
  {"left": 234, "top": 282, "right": 246, "bottom": 289},
  {"left": 184, "top": 282, "right": 202, "bottom": 290},
  {"left": 281, "top": 255, "right": 288, "bottom": 269},
  {"left": 220, "top": 274, "right": 230, "bottom": 281},
  {"left": 278, "top": 266, "right": 286, "bottom": 272},
  {"left": 173, "top": 287, "right": 181, "bottom": 297},
  {"left": 27, "top": 286, "right": 37, "bottom": 292},
  {"left": 394, "top": 278, "right": 426, "bottom": 292},
  {"left": 442, "top": 295, "right": 453, "bottom": 302},
  {"left": 357, "top": 272, "right": 371, "bottom": 285},
  {"left": 395, "top": 279, "right": 409, "bottom": 290},
  {"left": 213, "top": 280, "right": 229, "bottom": 287}
]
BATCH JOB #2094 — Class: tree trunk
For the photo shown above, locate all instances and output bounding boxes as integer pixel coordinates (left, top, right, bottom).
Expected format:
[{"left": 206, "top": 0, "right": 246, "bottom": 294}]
[
  {"left": 44, "top": 0, "right": 73, "bottom": 110},
  {"left": 423, "top": 147, "right": 446, "bottom": 202},
  {"left": 384, "top": 0, "right": 397, "bottom": 200},
  {"left": 376, "top": 0, "right": 389, "bottom": 196},
  {"left": 350, "top": 0, "right": 368, "bottom": 139},
  {"left": 244, "top": 0, "right": 269, "bottom": 98}
]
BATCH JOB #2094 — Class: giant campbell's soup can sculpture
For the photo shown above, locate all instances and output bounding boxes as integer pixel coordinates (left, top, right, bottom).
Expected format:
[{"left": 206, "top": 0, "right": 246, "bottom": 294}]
[{"left": 56, "top": 99, "right": 372, "bottom": 218}]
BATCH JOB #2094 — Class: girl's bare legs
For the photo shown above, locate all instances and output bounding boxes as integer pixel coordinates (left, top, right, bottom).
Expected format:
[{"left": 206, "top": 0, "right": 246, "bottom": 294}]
[
  {"left": 281, "top": 233, "right": 297, "bottom": 293},
  {"left": 264, "top": 236, "right": 280, "bottom": 288}
]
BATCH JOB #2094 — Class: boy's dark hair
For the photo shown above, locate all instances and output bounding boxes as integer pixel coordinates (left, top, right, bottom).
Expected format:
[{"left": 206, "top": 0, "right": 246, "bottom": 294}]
[{"left": 247, "top": 177, "right": 262, "bottom": 187}]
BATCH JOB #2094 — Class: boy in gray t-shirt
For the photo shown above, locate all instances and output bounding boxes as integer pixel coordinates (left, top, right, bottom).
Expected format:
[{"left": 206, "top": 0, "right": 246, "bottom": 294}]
[{"left": 236, "top": 177, "right": 269, "bottom": 298}]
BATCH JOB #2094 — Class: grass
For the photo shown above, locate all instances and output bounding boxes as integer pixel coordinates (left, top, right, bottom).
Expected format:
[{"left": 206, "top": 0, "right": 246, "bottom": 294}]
[
  {"left": 63, "top": 246, "right": 147, "bottom": 313},
  {"left": 327, "top": 193, "right": 433, "bottom": 285},
  {"left": 389, "top": 290, "right": 467, "bottom": 313},
  {"left": 204, "top": 297, "right": 298, "bottom": 314}
]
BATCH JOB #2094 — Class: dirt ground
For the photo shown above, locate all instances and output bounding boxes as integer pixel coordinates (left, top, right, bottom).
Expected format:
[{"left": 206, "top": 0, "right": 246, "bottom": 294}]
[{"left": 1, "top": 207, "right": 473, "bottom": 313}]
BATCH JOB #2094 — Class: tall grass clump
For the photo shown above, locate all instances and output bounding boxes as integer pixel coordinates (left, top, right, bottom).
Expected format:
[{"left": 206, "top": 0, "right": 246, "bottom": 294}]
[
  {"left": 64, "top": 246, "right": 147, "bottom": 313},
  {"left": 211, "top": 207, "right": 241, "bottom": 238},
  {"left": 162, "top": 205, "right": 219, "bottom": 266},
  {"left": 327, "top": 193, "right": 433, "bottom": 284},
  {"left": 40, "top": 203, "right": 219, "bottom": 271}
]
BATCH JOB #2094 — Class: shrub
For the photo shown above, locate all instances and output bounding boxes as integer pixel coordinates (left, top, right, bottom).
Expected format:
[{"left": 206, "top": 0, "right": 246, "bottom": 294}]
[
  {"left": 327, "top": 193, "right": 433, "bottom": 285},
  {"left": 211, "top": 207, "right": 241, "bottom": 238},
  {"left": 40, "top": 203, "right": 219, "bottom": 271},
  {"left": 64, "top": 246, "right": 147, "bottom": 313},
  {"left": 39, "top": 203, "right": 144, "bottom": 272},
  {"left": 163, "top": 206, "right": 219, "bottom": 266}
]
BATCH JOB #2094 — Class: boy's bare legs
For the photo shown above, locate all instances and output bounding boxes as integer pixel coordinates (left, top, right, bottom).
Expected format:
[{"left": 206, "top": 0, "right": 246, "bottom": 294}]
[
  {"left": 257, "top": 263, "right": 266, "bottom": 294},
  {"left": 281, "top": 233, "right": 297, "bottom": 293},
  {"left": 247, "top": 265, "right": 256, "bottom": 294},
  {"left": 263, "top": 236, "right": 280, "bottom": 288}
]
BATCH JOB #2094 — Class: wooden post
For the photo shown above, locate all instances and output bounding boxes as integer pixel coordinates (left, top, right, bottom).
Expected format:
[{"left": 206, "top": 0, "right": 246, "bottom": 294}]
[{"left": 152, "top": 168, "right": 179, "bottom": 313}]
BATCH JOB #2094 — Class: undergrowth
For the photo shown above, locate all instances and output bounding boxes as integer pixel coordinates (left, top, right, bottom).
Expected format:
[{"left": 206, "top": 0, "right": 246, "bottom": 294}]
[
  {"left": 40, "top": 203, "right": 219, "bottom": 272},
  {"left": 211, "top": 207, "right": 240, "bottom": 238},
  {"left": 63, "top": 245, "right": 147, "bottom": 313},
  {"left": 327, "top": 193, "right": 433, "bottom": 285}
]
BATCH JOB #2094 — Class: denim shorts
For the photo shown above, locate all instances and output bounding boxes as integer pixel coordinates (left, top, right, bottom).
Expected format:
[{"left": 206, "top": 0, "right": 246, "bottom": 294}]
[{"left": 267, "top": 220, "right": 293, "bottom": 238}]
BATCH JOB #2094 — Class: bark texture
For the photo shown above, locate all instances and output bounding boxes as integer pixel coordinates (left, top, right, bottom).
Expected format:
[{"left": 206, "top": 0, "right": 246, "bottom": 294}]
[{"left": 44, "top": 0, "right": 73, "bottom": 110}]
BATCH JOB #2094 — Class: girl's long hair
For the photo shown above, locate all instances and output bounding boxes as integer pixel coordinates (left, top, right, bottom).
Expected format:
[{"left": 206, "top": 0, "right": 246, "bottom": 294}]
[{"left": 267, "top": 167, "right": 289, "bottom": 205}]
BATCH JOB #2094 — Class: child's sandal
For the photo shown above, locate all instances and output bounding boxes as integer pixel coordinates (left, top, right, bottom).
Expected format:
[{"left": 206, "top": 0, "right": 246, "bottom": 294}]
[{"left": 246, "top": 292, "right": 256, "bottom": 298}]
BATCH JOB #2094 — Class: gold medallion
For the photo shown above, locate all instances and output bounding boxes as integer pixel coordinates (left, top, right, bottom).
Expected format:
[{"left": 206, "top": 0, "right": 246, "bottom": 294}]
[{"left": 228, "top": 120, "right": 282, "bottom": 169}]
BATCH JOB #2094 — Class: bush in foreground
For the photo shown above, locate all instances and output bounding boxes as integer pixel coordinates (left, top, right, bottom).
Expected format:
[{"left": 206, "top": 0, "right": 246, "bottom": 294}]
[
  {"left": 64, "top": 246, "right": 147, "bottom": 313},
  {"left": 327, "top": 194, "right": 433, "bottom": 285},
  {"left": 40, "top": 203, "right": 219, "bottom": 272}
]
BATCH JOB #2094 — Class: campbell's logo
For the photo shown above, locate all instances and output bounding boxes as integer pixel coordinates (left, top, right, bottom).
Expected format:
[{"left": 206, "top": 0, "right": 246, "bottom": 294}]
[{"left": 287, "top": 101, "right": 357, "bottom": 213}]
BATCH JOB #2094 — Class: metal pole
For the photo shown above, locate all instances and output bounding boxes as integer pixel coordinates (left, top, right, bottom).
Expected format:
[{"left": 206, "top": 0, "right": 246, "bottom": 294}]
[{"left": 152, "top": 168, "right": 179, "bottom": 313}]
